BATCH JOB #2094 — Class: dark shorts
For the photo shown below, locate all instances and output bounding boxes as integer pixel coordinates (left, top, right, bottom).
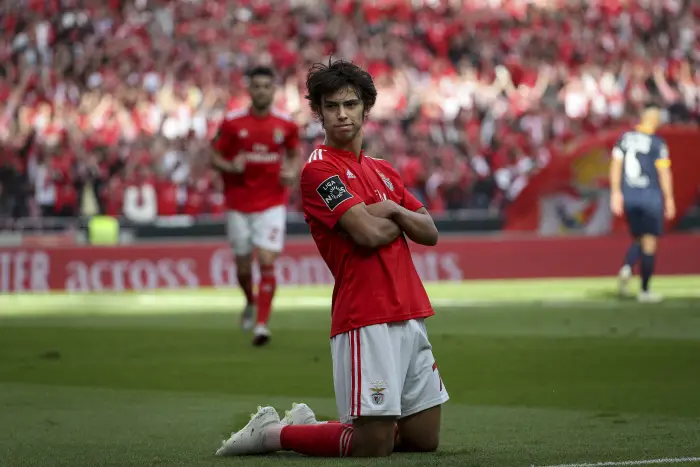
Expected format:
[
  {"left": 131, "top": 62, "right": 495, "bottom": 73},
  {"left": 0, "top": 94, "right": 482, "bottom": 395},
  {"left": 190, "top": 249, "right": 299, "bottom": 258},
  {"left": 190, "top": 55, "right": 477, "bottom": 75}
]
[{"left": 624, "top": 201, "right": 663, "bottom": 237}]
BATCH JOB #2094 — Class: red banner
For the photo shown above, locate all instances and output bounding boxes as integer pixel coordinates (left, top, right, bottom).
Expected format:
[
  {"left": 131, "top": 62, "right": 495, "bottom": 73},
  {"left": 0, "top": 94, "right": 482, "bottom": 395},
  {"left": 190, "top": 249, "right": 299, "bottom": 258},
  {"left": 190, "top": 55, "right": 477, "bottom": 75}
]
[
  {"left": 1, "top": 235, "right": 698, "bottom": 293},
  {"left": 506, "top": 125, "right": 700, "bottom": 234}
]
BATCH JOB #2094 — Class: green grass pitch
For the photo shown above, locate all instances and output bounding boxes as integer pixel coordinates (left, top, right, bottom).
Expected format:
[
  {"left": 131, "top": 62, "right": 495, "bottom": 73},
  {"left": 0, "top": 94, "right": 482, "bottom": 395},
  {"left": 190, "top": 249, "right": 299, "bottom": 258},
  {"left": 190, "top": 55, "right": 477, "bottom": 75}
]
[{"left": 1, "top": 276, "right": 699, "bottom": 467}]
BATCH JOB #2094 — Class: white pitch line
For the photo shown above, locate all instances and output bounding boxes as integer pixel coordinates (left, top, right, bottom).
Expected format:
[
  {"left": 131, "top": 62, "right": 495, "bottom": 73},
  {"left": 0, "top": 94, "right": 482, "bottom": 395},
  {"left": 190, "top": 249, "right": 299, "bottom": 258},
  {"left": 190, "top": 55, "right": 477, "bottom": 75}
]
[{"left": 533, "top": 456, "right": 700, "bottom": 467}]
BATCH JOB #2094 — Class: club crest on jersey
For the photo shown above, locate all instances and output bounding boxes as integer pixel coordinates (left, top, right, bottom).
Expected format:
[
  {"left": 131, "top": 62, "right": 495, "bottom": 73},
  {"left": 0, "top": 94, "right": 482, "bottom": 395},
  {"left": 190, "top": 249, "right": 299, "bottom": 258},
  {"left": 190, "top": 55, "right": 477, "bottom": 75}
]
[
  {"left": 273, "top": 128, "right": 284, "bottom": 144},
  {"left": 369, "top": 382, "right": 386, "bottom": 406},
  {"left": 376, "top": 170, "right": 394, "bottom": 191},
  {"left": 239, "top": 129, "right": 248, "bottom": 138}
]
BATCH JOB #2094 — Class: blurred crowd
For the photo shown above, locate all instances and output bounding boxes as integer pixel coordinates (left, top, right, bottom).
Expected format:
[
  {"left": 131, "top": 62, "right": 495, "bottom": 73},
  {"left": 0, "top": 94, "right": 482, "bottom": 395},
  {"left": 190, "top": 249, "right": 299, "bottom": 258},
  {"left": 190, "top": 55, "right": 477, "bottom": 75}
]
[{"left": 1, "top": 0, "right": 699, "bottom": 224}]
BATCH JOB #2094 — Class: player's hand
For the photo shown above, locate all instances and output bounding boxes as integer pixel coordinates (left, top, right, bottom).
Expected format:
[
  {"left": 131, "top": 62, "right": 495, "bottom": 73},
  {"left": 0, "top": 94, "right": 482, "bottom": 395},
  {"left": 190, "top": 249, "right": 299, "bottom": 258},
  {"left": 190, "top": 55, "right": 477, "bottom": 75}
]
[
  {"left": 665, "top": 198, "right": 676, "bottom": 220},
  {"left": 610, "top": 191, "right": 624, "bottom": 217},
  {"left": 229, "top": 156, "right": 246, "bottom": 174},
  {"left": 365, "top": 200, "right": 399, "bottom": 219},
  {"left": 280, "top": 168, "right": 297, "bottom": 186}
]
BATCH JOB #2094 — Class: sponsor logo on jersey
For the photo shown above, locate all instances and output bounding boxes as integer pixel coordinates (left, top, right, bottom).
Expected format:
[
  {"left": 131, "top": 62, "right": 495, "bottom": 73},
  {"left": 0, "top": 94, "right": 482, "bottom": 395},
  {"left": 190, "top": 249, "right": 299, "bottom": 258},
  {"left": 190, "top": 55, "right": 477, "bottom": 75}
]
[
  {"left": 238, "top": 143, "right": 279, "bottom": 163},
  {"left": 346, "top": 170, "right": 356, "bottom": 179},
  {"left": 239, "top": 152, "right": 280, "bottom": 163}
]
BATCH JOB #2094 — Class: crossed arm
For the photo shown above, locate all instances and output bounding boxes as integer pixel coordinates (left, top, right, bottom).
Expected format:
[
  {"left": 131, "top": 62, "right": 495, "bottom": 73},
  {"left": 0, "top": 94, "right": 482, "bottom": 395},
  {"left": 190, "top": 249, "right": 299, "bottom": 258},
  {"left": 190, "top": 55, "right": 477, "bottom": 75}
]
[{"left": 338, "top": 201, "right": 438, "bottom": 248}]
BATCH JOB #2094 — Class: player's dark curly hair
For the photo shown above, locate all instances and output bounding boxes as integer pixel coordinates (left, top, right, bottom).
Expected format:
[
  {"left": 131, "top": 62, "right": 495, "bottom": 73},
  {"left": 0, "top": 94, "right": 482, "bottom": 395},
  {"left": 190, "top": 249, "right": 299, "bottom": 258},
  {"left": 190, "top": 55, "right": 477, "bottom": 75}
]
[{"left": 305, "top": 58, "right": 377, "bottom": 121}]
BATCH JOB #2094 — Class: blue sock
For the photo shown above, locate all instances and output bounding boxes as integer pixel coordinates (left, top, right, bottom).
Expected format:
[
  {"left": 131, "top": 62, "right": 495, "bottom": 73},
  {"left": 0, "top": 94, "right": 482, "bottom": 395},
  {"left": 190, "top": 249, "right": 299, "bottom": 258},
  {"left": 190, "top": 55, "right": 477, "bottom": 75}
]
[
  {"left": 640, "top": 254, "right": 655, "bottom": 292},
  {"left": 624, "top": 242, "right": 642, "bottom": 268}
]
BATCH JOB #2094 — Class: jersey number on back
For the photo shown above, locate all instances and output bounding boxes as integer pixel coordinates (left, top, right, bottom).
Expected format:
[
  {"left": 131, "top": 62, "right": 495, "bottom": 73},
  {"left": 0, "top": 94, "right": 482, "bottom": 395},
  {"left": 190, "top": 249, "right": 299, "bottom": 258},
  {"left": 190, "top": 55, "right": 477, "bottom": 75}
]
[{"left": 623, "top": 135, "right": 651, "bottom": 188}]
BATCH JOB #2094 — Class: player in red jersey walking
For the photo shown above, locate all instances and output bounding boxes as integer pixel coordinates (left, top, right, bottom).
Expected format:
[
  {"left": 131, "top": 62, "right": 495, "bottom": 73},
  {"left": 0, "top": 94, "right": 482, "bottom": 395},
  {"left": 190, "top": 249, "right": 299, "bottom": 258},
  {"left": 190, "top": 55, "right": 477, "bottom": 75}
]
[
  {"left": 216, "top": 59, "right": 448, "bottom": 457},
  {"left": 211, "top": 66, "right": 302, "bottom": 346}
]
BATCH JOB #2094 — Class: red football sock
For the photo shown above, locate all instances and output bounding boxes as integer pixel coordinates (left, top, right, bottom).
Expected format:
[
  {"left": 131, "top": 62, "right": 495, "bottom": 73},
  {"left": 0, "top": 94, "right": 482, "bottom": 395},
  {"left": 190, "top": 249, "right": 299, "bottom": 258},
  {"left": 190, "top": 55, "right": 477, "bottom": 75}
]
[
  {"left": 237, "top": 271, "right": 255, "bottom": 306},
  {"left": 256, "top": 264, "right": 276, "bottom": 325},
  {"left": 277, "top": 423, "right": 353, "bottom": 457}
]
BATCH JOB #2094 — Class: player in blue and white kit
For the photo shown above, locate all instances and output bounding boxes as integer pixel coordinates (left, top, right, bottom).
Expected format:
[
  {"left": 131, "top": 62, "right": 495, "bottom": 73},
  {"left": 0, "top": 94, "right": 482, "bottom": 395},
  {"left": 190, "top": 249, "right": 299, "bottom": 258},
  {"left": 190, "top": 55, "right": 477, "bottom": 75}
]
[{"left": 609, "top": 105, "right": 676, "bottom": 302}]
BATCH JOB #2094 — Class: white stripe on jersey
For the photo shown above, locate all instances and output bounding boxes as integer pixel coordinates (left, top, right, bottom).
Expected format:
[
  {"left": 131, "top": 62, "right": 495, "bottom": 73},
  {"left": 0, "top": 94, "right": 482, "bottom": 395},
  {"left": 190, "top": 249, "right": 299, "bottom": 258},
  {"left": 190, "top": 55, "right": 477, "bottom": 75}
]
[
  {"left": 224, "top": 108, "right": 248, "bottom": 121},
  {"left": 308, "top": 149, "right": 324, "bottom": 162}
]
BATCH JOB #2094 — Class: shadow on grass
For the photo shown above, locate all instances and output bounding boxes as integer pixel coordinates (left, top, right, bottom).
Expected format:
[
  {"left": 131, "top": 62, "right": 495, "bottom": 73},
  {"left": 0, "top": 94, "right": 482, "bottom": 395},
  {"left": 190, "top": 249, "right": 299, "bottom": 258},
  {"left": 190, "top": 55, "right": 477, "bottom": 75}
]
[{"left": 585, "top": 288, "right": 700, "bottom": 304}]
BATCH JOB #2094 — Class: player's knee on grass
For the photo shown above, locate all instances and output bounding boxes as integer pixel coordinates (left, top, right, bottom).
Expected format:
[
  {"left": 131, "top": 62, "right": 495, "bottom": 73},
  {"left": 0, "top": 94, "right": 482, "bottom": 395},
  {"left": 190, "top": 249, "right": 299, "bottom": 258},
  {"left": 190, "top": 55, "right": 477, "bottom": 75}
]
[
  {"left": 396, "top": 405, "right": 441, "bottom": 452},
  {"left": 236, "top": 255, "right": 253, "bottom": 275},
  {"left": 640, "top": 235, "right": 657, "bottom": 255},
  {"left": 257, "top": 249, "right": 279, "bottom": 267},
  {"left": 351, "top": 416, "right": 396, "bottom": 457}
]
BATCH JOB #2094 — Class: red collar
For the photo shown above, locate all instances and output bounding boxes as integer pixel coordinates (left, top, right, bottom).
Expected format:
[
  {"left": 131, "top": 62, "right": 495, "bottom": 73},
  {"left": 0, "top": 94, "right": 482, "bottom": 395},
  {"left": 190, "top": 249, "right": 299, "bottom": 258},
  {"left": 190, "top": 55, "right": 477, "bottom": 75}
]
[{"left": 318, "top": 145, "right": 363, "bottom": 161}]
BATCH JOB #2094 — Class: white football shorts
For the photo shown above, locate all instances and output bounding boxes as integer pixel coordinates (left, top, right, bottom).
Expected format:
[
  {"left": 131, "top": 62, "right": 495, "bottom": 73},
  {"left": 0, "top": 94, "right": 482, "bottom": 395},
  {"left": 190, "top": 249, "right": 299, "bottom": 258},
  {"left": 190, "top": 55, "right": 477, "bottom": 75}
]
[
  {"left": 226, "top": 205, "right": 286, "bottom": 256},
  {"left": 330, "top": 318, "right": 449, "bottom": 423}
]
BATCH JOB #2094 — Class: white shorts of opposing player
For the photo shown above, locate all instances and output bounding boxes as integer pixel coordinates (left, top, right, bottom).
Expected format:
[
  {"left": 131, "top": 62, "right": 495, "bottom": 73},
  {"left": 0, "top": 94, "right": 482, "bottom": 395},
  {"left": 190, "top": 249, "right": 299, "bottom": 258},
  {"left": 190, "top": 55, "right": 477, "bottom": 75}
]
[
  {"left": 226, "top": 205, "right": 286, "bottom": 256},
  {"left": 331, "top": 318, "right": 450, "bottom": 423}
]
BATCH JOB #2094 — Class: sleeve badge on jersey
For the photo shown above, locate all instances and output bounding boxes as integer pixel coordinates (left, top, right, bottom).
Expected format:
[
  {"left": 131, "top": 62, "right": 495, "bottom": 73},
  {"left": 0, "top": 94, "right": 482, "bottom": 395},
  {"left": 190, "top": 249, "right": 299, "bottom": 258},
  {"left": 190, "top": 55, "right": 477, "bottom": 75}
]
[
  {"left": 316, "top": 175, "right": 354, "bottom": 211},
  {"left": 376, "top": 170, "right": 394, "bottom": 191},
  {"left": 273, "top": 128, "right": 284, "bottom": 144}
]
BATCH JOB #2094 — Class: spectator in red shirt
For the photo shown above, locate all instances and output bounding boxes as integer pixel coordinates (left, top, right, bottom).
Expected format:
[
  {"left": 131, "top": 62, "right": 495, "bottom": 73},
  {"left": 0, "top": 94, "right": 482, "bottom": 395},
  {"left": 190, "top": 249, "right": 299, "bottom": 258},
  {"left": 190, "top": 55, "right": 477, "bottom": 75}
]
[
  {"left": 155, "top": 171, "right": 179, "bottom": 217},
  {"left": 2, "top": 0, "right": 700, "bottom": 221}
]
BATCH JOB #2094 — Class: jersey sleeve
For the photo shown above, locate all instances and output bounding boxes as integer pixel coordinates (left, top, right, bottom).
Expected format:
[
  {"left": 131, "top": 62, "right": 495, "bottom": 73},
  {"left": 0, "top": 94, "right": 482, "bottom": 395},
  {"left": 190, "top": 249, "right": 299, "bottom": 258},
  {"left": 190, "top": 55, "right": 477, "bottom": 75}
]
[
  {"left": 655, "top": 140, "right": 671, "bottom": 168},
  {"left": 285, "top": 121, "right": 301, "bottom": 151},
  {"left": 402, "top": 187, "right": 425, "bottom": 212},
  {"left": 611, "top": 135, "right": 625, "bottom": 160},
  {"left": 380, "top": 160, "right": 425, "bottom": 212},
  {"left": 211, "top": 120, "right": 233, "bottom": 154},
  {"left": 300, "top": 160, "right": 363, "bottom": 229}
]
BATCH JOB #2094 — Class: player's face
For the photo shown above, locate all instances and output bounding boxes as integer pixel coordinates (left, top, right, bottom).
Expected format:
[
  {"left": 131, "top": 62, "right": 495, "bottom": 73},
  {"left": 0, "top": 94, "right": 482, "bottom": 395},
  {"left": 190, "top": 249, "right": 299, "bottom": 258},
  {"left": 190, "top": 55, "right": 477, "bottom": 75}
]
[
  {"left": 248, "top": 75, "right": 275, "bottom": 111},
  {"left": 641, "top": 107, "right": 661, "bottom": 131},
  {"left": 320, "top": 86, "right": 364, "bottom": 144}
]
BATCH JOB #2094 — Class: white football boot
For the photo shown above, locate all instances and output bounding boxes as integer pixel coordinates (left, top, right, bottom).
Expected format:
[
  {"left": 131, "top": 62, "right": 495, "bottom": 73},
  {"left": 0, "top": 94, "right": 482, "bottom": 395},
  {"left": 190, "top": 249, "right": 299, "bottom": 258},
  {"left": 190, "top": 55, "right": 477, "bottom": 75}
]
[
  {"left": 618, "top": 265, "right": 632, "bottom": 297},
  {"left": 280, "top": 403, "right": 318, "bottom": 426},
  {"left": 240, "top": 304, "right": 256, "bottom": 332},
  {"left": 637, "top": 291, "right": 663, "bottom": 303},
  {"left": 215, "top": 406, "right": 280, "bottom": 456},
  {"left": 252, "top": 324, "right": 271, "bottom": 347}
]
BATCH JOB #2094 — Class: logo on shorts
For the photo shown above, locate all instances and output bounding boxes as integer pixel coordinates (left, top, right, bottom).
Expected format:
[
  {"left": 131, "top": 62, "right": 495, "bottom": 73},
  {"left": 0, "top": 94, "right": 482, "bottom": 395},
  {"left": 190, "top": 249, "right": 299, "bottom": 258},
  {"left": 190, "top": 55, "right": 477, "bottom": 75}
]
[
  {"left": 369, "top": 382, "right": 386, "bottom": 406},
  {"left": 273, "top": 128, "right": 284, "bottom": 144},
  {"left": 376, "top": 170, "right": 394, "bottom": 191}
]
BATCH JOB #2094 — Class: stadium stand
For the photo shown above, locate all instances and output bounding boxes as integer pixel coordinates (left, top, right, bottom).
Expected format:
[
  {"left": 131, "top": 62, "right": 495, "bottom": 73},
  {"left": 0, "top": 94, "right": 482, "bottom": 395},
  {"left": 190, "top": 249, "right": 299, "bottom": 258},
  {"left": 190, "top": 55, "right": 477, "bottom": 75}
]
[{"left": 1, "top": 0, "right": 698, "bottom": 225}]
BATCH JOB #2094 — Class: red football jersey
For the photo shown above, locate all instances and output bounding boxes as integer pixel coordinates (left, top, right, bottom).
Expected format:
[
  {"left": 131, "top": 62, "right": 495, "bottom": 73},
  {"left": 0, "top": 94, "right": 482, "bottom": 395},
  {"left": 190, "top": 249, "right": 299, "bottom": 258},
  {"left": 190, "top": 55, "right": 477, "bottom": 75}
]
[
  {"left": 300, "top": 145, "right": 434, "bottom": 338},
  {"left": 212, "top": 108, "right": 301, "bottom": 213}
]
